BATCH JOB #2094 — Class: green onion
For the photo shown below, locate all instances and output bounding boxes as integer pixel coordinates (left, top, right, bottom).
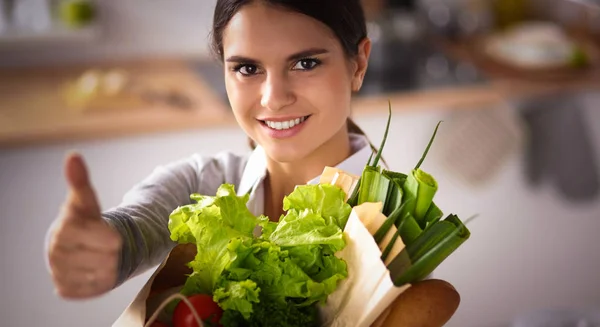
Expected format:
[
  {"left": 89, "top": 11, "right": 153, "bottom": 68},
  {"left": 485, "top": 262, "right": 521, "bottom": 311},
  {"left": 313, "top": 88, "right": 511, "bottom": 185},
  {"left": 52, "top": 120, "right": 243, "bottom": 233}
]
[
  {"left": 382, "top": 170, "right": 407, "bottom": 187},
  {"left": 397, "top": 212, "right": 422, "bottom": 247},
  {"left": 423, "top": 202, "right": 443, "bottom": 231},
  {"left": 370, "top": 101, "right": 392, "bottom": 168},
  {"left": 414, "top": 121, "right": 442, "bottom": 170},
  {"left": 373, "top": 200, "right": 410, "bottom": 244},
  {"left": 382, "top": 172, "right": 404, "bottom": 216},
  {"left": 357, "top": 166, "right": 391, "bottom": 206},
  {"left": 380, "top": 229, "right": 401, "bottom": 263},
  {"left": 400, "top": 121, "right": 442, "bottom": 227},
  {"left": 393, "top": 214, "right": 470, "bottom": 286},
  {"left": 346, "top": 177, "right": 361, "bottom": 207}
]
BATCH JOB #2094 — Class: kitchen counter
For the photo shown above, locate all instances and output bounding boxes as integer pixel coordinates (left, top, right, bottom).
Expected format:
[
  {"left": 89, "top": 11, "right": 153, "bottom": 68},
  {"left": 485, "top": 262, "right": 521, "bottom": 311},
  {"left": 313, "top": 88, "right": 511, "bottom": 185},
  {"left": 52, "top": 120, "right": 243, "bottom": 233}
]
[{"left": 1, "top": 44, "right": 599, "bottom": 149}]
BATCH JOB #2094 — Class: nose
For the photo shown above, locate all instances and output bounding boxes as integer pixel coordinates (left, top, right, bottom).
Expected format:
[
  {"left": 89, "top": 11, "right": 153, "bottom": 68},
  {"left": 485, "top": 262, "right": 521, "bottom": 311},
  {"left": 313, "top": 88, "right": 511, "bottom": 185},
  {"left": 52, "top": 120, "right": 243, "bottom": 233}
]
[{"left": 260, "top": 72, "right": 295, "bottom": 111}]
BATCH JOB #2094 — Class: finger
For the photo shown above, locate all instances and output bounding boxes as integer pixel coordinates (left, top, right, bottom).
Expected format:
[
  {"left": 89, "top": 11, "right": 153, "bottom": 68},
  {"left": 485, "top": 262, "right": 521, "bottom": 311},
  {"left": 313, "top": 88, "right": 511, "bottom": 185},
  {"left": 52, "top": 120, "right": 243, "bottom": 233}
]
[
  {"left": 52, "top": 269, "right": 106, "bottom": 300},
  {"left": 52, "top": 219, "right": 122, "bottom": 254},
  {"left": 381, "top": 280, "right": 460, "bottom": 327},
  {"left": 49, "top": 244, "right": 118, "bottom": 272},
  {"left": 64, "top": 152, "right": 101, "bottom": 217}
]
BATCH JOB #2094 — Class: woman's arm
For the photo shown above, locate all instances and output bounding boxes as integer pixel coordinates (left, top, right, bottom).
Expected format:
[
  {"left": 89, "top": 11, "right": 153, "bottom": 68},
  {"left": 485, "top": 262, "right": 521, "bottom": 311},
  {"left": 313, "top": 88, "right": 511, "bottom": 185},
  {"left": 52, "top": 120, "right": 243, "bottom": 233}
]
[{"left": 101, "top": 152, "right": 248, "bottom": 287}]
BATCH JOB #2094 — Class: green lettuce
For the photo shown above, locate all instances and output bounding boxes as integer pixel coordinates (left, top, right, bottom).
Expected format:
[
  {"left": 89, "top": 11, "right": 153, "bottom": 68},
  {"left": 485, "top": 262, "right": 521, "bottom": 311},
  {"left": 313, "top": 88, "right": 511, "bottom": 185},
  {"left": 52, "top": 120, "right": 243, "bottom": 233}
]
[
  {"left": 168, "top": 184, "right": 262, "bottom": 295},
  {"left": 167, "top": 183, "right": 350, "bottom": 325}
]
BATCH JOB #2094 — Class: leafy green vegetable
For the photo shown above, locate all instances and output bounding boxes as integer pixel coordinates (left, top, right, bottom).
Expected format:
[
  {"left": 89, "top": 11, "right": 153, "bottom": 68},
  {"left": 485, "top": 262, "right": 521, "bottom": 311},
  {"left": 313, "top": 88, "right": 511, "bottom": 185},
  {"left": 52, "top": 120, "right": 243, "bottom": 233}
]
[
  {"left": 168, "top": 184, "right": 260, "bottom": 295},
  {"left": 219, "top": 296, "right": 320, "bottom": 327},
  {"left": 168, "top": 183, "right": 350, "bottom": 326},
  {"left": 281, "top": 184, "right": 352, "bottom": 229}
]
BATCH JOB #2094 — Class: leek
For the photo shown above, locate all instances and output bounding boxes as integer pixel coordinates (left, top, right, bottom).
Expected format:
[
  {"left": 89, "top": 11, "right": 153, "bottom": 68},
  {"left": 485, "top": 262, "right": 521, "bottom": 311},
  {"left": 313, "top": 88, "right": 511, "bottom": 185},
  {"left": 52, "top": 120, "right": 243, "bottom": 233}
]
[
  {"left": 381, "top": 229, "right": 401, "bottom": 263},
  {"left": 341, "top": 102, "right": 472, "bottom": 289},
  {"left": 382, "top": 170, "right": 404, "bottom": 216},
  {"left": 358, "top": 166, "right": 391, "bottom": 205},
  {"left": 400, "top": 121, "right": 442, "bottom": 227},
  {"left": 393, "top": 214, "right": 470, "bottom": 286},
  {"left": 370, "top": 101, "right": 392, "bottom": 168},
  {"left": 397, "top": 212, "right": 422, "bottom": 247},
  {"left": 373, "top": 200, "right": 410, "bottom": 244},
  {"left": 423, "top": 202, "right": 443, "bottom": 231}
]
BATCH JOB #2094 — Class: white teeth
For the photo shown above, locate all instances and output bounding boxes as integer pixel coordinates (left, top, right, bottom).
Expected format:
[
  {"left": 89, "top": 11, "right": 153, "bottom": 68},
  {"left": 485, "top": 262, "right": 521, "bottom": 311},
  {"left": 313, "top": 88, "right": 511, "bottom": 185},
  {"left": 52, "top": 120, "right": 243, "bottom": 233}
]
[{"left": 264, "top": 116, "right": 307, "bottom": 130}]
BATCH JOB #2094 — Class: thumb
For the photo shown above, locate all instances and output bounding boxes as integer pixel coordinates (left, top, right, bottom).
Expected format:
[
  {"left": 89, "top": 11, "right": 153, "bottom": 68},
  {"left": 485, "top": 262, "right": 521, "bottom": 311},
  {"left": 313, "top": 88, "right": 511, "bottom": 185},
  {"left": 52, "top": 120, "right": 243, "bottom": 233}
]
[{"left": 64, "top": 152, "right": 101, "bottom": 217}]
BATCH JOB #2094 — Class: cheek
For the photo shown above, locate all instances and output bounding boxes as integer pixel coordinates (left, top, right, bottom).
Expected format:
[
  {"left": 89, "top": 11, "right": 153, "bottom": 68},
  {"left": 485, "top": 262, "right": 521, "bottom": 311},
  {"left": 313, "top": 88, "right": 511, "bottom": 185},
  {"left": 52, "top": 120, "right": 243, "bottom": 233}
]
[
  {"left": 226, "top": 76, "right": 255, "bottom": 118},
  {"left": 303, "top": 67, "right": 353, "bottom": 118}
]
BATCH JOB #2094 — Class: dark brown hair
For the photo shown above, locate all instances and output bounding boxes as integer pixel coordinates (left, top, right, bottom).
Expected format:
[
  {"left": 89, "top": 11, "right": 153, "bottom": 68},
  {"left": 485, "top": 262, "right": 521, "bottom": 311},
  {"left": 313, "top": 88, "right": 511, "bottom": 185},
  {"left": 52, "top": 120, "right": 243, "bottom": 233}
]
[{"left": 210, "top": 0, "right": 383, "bottom": 162}]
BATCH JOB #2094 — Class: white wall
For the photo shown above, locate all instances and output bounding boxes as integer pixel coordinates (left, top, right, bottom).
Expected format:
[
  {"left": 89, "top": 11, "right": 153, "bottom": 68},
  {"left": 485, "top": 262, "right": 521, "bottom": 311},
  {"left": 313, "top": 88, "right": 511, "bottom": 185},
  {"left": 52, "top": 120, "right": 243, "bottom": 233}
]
[
  {"left": 1, "top": 93, "right": 599, "bottom": 327},
  {"left": 0, "top": 0, "right": 217, "bottom": 67}
]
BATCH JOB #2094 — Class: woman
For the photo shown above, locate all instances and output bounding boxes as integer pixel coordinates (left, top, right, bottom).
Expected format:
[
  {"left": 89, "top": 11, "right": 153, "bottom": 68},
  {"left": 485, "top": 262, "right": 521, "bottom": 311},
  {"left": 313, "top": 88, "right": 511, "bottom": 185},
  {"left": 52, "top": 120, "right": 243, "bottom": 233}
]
[{"left": 46, "top": 1, "right": 459, "bottom": 325}]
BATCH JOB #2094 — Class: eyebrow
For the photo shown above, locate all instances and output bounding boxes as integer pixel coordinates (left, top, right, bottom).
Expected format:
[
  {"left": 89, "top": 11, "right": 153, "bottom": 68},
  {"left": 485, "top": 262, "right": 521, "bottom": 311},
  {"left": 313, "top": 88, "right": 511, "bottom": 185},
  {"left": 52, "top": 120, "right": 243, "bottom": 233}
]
[{"left": 225, "top": 48, "right": 329, "bottom": 64}]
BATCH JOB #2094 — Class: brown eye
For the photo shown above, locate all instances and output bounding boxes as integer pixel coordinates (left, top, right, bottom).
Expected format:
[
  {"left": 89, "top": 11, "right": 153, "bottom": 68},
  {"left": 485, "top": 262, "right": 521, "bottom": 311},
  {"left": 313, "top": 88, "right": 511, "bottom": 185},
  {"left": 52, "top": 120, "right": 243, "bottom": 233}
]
[
  {"left": 293, "top": 58, "right": 321, "bottom": 71},
  {"left": 235, "top": 64, "right": 260, "bottom": 76}
]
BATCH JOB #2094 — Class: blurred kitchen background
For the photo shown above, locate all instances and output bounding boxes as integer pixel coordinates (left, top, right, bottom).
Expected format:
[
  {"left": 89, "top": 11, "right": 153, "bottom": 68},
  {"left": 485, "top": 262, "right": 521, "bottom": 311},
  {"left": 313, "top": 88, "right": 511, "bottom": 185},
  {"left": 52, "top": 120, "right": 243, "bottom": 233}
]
[{"left": 1, "top": 0, "right": 599, "bottom": 326}]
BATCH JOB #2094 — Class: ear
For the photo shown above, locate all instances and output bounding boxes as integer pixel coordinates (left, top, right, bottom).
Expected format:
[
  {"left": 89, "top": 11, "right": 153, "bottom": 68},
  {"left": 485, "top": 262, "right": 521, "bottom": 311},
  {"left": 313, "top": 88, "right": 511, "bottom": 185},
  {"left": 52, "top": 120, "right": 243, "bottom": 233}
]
[{"left": 351, "top": 37, "right": 372, "bottom": 92}]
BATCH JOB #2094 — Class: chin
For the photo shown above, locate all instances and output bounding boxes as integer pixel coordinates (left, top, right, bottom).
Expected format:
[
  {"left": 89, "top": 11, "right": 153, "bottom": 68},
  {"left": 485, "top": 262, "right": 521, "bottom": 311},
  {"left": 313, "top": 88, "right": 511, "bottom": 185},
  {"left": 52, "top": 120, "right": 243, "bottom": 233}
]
[{"left": 262, "top": 143, "right": 311, "bottom": 163}]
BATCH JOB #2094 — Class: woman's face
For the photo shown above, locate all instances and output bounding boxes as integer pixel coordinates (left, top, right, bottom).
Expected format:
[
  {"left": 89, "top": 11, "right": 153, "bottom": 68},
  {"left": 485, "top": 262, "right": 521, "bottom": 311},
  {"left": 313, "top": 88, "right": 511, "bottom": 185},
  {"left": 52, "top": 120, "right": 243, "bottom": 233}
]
[{"left": 222, "top": 2, "right": 369, "bottom": 163}]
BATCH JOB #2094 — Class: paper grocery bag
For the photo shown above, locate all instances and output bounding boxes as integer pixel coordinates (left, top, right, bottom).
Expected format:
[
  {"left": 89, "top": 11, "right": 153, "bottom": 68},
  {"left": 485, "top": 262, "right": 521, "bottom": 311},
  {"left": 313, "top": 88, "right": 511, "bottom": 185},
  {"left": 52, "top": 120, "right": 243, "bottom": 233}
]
[
  {"left": 319, "top": 208, "right": 411, "bottom": 327},
  {"left": 112, "top": 243, "right": 197, "bottom": 327}
]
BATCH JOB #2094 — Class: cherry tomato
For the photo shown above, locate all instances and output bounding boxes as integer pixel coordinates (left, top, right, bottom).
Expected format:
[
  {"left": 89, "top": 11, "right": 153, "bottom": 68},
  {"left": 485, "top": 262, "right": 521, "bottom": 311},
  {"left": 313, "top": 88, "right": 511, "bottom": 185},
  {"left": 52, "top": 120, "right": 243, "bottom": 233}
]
[
  {"left": 148, "top": 322, "right": 169, "bottom": 327},
  {"left": 173, "top": 294, "right": 223, "bottom": 327}
]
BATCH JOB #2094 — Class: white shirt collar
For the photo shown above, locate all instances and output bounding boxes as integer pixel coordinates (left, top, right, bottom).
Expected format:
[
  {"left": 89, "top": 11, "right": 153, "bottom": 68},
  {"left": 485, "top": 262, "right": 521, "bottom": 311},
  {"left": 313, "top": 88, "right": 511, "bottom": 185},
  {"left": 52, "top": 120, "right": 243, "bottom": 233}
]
[{"left": 236, "top": 133, "right": 374, "bottom": 216}]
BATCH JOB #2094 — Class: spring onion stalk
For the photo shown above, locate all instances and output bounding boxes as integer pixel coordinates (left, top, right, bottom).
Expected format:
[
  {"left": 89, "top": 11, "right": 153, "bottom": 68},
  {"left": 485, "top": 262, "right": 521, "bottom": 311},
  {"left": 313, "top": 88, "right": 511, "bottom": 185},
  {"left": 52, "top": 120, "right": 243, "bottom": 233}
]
[
  {"left": 397, "top": 212, "right": 422, "bottom": 247},
  {"left": 373, "top": 200, "right": 410, "bottom": 244},
  {"left": 382, "top": 170, "right": 407, "bottom": 187},
  {"left": 358, "top": 166, "right": 391, "bottom": 205},
  {"left": 347, "top": 178, "right": 361, "bottom": 207},
  {"left": 341, "top": 102, "right": 472, "bottom": 289},
  {"left": 423, "top": 202, "right": 443, "bottom": 231},
  {"left": 381, "top": 229, "right": 401, "bottom": 263},
  {"left": 370, "top": 101, "right": 392, "bottom": 168},
  {"left": 382, "top": 171, "right": 404, "bottom": 217},
  {"left": 393, "top": 214, "right": 470, "bottom": 286},
  {"left": 400, "top": 122, "right": 442, "bottom": 227}
]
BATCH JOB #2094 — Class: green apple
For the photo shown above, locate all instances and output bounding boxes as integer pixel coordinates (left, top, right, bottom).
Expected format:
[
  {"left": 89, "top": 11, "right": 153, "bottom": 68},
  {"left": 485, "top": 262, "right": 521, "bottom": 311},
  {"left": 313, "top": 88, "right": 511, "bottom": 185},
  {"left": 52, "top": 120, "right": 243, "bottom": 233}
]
[{"left": 59, "top": 0, "right": 96, "bottom": 28}]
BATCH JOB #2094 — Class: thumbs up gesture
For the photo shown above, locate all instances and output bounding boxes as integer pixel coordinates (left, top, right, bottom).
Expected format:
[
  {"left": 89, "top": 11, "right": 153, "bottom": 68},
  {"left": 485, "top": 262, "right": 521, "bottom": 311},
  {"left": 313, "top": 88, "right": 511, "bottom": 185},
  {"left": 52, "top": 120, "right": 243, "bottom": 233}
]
[{"left": 47, "top": 153, "right": 122, "bottom": 299}]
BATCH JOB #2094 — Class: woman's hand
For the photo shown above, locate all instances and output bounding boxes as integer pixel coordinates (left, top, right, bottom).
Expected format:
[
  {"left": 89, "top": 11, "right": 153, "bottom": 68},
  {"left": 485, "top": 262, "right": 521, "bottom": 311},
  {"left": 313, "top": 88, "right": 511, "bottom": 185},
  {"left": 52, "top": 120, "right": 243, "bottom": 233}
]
[
  {"left": 47, "top": 153, "right": 122, "bottom": 299},
  {"left": 373, "top": 279, "right": 461, "bottom": 327}
]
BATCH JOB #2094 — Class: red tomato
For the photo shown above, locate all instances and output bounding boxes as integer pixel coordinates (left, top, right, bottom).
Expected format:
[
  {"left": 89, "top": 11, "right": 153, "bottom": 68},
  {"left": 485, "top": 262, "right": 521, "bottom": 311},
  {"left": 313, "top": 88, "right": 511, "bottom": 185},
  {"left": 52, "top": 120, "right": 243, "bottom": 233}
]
[
  {"left": 148, "top": 322, "right": 169, "bottom": 327},
  {"left": 173, "top": 294, "right": 223, "bottom": 327}
]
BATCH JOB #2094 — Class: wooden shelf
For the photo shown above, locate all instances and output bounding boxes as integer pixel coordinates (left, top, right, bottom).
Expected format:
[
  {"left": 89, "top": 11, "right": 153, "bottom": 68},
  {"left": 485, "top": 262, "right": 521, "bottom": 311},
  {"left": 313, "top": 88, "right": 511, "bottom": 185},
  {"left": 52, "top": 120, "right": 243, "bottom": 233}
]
[
  {"left": 0, "top": 59, "right": 232, "bottom": 148},
  {"left": 0, "top": 50, "right": 598, "bottom": 149},
  {"left": 0, "top": 24, "right": 99, "bottom": 48}
]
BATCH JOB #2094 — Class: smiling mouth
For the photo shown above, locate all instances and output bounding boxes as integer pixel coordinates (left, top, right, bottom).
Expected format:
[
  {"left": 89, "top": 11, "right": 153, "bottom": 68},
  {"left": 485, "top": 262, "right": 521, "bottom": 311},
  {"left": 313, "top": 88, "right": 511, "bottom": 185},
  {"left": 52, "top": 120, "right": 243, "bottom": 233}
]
[{"left": 259, "top": 115, "right": 311, "bottom": 130}]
